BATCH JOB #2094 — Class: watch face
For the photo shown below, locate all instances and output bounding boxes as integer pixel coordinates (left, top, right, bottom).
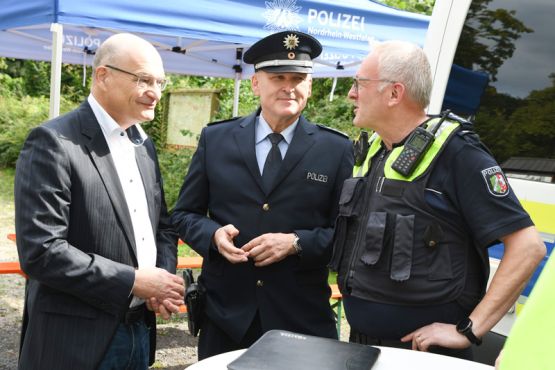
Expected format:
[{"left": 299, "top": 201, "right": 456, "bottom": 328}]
[{"left": 456, "top": 318, "right": 472, "bottom": 332}]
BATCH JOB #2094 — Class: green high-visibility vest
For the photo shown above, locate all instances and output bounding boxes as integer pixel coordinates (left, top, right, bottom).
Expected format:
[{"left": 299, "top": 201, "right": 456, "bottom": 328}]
[
  {"left": 499, "top": 254, "right": 555, "bottom": 370},
  {"left": 352, "top": 118, "right": 460, "bottom": 179}
]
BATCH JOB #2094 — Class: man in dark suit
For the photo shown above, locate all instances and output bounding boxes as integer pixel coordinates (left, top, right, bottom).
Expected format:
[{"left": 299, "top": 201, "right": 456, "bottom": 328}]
[
  {"left": 172, "top": 30, "right": 354, "bottom": 359},
  {"left": 15, "top": 33, "right": 184, "bottom": 370}
]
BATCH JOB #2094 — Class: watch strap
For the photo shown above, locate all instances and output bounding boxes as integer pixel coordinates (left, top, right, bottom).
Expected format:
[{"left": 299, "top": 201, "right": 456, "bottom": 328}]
[{"left": 457, "top": 318, "right": 482, "bottom": 346}]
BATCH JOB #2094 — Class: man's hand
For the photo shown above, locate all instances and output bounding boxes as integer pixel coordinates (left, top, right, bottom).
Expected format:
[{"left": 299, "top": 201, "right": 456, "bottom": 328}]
[
  {"left": 213, "top": 224, "right": 248, "bottom": 263},
  {"left": 241, "top": 233, "right": 297, "bottom": 267},
  {"left": 132, "top": 267, "right": 184, "bottom": 314},
  {"left": 400, "top": 322, "right": 470, "bottom": 352},
  {"left": 146, "top": 297, "right": 175, "bottom": 321}
]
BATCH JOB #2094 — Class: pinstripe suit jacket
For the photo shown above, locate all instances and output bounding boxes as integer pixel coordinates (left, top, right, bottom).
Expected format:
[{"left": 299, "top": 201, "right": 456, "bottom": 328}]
[{"left": 14, "top": 101, "right": 177, "bottom": 370}]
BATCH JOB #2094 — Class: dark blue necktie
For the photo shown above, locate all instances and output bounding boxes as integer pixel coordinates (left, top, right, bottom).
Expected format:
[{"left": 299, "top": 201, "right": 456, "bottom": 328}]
[{"left": 262, "top": 133, "right": 284, "bottom": 192}]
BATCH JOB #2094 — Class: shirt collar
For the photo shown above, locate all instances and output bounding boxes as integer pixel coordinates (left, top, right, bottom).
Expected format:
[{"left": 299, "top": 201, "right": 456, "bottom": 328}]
[
  {"left": 255, "top": 113, "right": 298, "bottom": 144},
  {"left": 87, "top": 94, "right": 147, "bottom": 146}
]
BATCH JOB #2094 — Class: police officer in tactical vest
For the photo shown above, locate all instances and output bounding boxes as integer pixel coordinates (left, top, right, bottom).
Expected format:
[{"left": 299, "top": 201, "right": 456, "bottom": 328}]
[{"left": 329, "top": 40, "right": 545, "bottom": 360}]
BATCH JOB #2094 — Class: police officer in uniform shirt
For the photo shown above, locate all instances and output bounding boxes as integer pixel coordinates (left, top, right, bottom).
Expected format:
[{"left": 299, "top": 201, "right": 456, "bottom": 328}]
[
  {"left": 329, "top": 40, "right": 545, "bottom": 360},
  {"left": 172, "top": 30, "right": 353, "bottom": 359}
]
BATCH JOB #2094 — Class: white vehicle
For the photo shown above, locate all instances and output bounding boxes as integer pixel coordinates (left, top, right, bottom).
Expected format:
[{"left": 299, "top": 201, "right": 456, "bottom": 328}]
[{"left": 427, "top": 0, "right": 555, "bottom": 364}]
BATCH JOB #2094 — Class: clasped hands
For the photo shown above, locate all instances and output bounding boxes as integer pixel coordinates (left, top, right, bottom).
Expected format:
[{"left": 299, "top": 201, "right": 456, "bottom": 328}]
[
  {"left": 132, "top": 267, "right": 185, "bottom": 320},
  {"left": 214, "top": 224, "right": 297, "bottom": 267}
]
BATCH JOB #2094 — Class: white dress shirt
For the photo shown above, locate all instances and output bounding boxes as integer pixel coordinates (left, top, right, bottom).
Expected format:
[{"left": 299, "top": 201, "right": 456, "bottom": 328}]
[
  {"left": 255, "top": 113, "right": 298, "bottom": 174},
  {"left": 88, "top": 94, "right": 157, "bottom": 305}
]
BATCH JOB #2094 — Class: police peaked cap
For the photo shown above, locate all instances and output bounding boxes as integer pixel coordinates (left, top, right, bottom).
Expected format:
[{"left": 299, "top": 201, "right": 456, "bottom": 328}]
[{"left": 244, "top": 30, "right": 322, "bottom": 74}]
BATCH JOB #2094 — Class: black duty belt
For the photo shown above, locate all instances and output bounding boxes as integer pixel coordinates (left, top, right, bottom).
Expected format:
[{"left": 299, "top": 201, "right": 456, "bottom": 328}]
[{"left": 122, "top": 304, "right": 146, "bottom": 324}]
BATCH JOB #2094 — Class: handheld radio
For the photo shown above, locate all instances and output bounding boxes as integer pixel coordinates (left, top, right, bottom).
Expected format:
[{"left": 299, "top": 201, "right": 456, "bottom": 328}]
[{"left": 391, "top": 110, "right": 450, "bottom": 177}]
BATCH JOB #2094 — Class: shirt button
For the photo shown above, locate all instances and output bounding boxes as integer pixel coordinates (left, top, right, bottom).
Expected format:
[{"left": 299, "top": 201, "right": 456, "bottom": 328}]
[
  {"left": 120, "top": 132, "right": 125, "bottom": 137},
  {"left": 256, "top": 280, "right": 264, "bottom": 287},
  {"left": 130, "top": 179, "right": 133, "bottom": 183},
  {"left": 262, "top": 203, "right": 270, "bottom": 211}
]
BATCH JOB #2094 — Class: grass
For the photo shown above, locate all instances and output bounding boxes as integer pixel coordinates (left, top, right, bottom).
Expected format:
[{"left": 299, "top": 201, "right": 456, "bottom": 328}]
[
  {"left": 178, "top": 243, "right": 199, "bottom": 257},
  {"left": 0, "top": 168, "right": 15, "bottom": 240},
  {"left": 0, "top": 167, "right": 14, "bottom": 203}
]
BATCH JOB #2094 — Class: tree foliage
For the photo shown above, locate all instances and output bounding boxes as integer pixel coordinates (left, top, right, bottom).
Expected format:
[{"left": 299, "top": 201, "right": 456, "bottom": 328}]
[
  {"left": 0, "top": 58, "right": 90, "bottom": 101},
  {"left": 452, "top": 0, "right": 554, "bottom": 161},
  {"left": 475, "top": 81, "right": 555, "bottom": 162},
  {"left": 377, "top": 0, "right": 434, "bottom": 15},
  {"left": 454, "top": 0, "right": 532, "bottom": 82}
]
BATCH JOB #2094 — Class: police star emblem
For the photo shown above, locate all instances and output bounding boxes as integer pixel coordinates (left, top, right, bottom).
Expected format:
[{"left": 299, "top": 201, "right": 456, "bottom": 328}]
[
  {"left": 283, "top": 34, "right": 299, "bottom": 50},
  {"left": 283, "top": 34, "right": 299, "bottom": 59}
]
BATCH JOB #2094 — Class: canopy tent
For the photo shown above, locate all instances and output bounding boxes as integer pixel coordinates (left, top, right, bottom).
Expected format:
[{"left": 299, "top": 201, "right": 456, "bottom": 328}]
[{"left": 0, "top": 0, "right": 430, "bottom": 117}]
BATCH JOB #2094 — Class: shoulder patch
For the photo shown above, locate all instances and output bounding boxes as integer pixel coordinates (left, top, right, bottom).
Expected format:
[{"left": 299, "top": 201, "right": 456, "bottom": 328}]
[
  {"left": 207, "top": 116, "right": 241, "bottom": 126},
  {"left": 316, "top": 124, "right": 349, "bottom": 139},
  {"left": 481, "top": 166, "right": 510, "bottom": 197}
]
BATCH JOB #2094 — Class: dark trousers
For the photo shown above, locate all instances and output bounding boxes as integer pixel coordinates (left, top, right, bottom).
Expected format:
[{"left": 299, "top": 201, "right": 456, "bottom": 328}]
[
  {"left": 349, "top": 329, "right": 474, "bottom": 360},
  {"left": 97, "top": 321, "right": 150, "bottom": 370},
  {"left": 198, "top": 312, "right": 263, "bottom": 360}
]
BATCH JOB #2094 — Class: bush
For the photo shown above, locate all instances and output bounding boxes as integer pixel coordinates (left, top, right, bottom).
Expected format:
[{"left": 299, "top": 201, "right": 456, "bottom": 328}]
[
  {"left": 0, "top": 94, "right": 77, "bottom": 168},
  {"left": 0, "top": 95, "right": 48, "bottom": 167},
  {"left": 305, "top": 95, "right": 360, "bottom": 139},
  {"left": 157, "top": 147, "right": 196, "bottom": 210}
]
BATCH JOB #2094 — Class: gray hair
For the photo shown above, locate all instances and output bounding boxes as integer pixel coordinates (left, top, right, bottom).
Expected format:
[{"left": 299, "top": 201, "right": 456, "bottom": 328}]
[
  {"left": 92, "top": 41, "right": 120, "bottom": 76},
  {"left": 372, "top": 40, "right": 432, "bottom": 109}
]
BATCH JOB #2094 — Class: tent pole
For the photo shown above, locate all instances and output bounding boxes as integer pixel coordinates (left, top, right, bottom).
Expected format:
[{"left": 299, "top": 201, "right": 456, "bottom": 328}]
[
  {"left": 233, "top": 75, "right": 240, "bottom": 117},
  {"left": 49, "top": 23, "right": 63, "bottom": 119},
  {"left": 232, "top": 48, "right": 243, "bottom": 118},
  {"left": 329, "top": 77, "right": 338, "bottom": 102}
]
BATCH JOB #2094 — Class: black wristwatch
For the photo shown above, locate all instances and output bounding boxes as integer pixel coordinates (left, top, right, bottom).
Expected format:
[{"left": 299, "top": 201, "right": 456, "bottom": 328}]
[{"left": 456, "top": 317, "right": 482, "bottom": 346}]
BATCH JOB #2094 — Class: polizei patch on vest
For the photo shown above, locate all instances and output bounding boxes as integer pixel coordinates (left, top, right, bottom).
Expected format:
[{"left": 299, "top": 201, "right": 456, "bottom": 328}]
[{"left": 481, "top": 166, "right": 509, "bottom": 197}]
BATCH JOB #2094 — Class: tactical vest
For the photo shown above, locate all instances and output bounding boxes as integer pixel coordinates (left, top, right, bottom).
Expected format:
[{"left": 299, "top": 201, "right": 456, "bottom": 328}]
[{"left": 330, "top": 119, "right": 486, "bottom": 307}]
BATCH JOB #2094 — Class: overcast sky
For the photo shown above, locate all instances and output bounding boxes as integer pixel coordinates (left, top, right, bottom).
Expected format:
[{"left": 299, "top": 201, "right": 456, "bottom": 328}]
[{"left": 489, "top": 0, "right": 555, "bottom": 98}]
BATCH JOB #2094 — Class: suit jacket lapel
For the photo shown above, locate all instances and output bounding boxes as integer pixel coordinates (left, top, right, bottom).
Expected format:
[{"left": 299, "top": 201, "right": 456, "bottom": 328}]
[
  {"left": 79, "top": 102, "right": 137, "bottom": 259},
  {"left": 234, "top": 110, "right": 266, "bottom": 193},
  {"left": 270, "top": 115, "right": 316, "bottom": 193},
  {"left": 134, "top": 140, "right": 157, "bottom": 233}
]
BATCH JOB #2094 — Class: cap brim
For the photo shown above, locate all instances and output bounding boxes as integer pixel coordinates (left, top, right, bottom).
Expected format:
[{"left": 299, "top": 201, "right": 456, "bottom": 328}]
[{"left": 258, "top": 65, "right": 313, "bottom": 74}]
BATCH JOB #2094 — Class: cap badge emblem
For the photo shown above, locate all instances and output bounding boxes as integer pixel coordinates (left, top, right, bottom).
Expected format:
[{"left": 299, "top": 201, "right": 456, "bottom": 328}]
[{"left": 283, "top": 34, "right": 300, "bottom": 50}]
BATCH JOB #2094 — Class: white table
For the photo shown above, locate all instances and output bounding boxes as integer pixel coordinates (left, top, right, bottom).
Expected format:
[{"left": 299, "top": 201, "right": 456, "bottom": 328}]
[{"left": 187, "top": 346, "right": 494, "bottom": 369}]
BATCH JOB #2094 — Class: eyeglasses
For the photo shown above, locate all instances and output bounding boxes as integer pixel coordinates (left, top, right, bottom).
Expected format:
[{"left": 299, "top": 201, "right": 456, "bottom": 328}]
[
  {"left": 105, "top": 64, "right": 168, "bottom": 91},
  {"left": 351, "top": 76, "right": 395, "bottom": 94}
]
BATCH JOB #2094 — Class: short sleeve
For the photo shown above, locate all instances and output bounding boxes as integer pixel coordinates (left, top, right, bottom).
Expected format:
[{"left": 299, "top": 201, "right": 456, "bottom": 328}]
[{"left": 428, "top": 134, "right": 533, "bottom": 247}]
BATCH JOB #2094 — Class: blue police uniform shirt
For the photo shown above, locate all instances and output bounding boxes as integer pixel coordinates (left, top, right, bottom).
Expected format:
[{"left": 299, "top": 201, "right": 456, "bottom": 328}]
[
  {"left": 255, "top": 113, "right": 298, "bottom": 175},
  {"left": 344, "top": 130, "right": 534, "bottom": 339}
]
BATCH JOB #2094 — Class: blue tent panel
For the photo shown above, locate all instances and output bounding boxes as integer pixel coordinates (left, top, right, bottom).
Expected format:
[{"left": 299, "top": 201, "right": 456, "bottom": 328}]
[{"left": 0, "top": 0, "right": 430, "bottom": 78}]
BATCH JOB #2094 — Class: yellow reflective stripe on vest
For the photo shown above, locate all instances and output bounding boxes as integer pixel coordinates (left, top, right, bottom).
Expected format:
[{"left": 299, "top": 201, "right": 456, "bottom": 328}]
[
  {"left": 353, "top": 132, "right": 381, "bottom": 177},
  {"left": 384, "top": 120, "right": 460, "bottom": 181},
  {"left": 352, "top": 119, "right": 460, "bottom": 180}
]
